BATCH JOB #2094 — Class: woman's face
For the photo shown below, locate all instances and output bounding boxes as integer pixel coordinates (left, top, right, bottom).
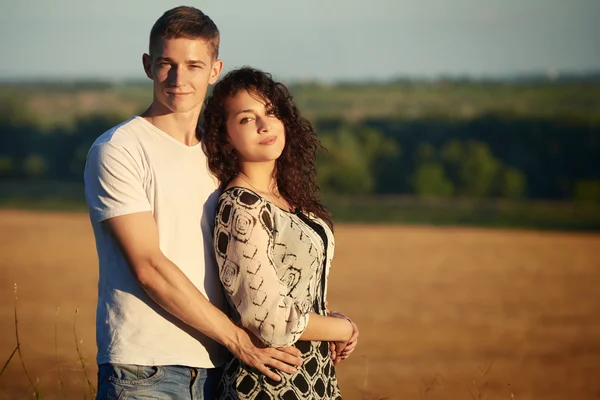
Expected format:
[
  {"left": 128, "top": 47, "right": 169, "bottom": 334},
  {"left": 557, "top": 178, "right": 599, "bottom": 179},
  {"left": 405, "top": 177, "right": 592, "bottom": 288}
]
[{"left": 224, "top": 89, "right": 286, "bottom": 163}]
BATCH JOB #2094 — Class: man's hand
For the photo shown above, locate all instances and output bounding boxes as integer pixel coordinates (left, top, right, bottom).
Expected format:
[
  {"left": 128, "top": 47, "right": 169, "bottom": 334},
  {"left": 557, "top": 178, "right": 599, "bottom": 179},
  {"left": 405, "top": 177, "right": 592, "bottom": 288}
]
[{"left": 228, "top": 328, "right": 303, "bottom": 382}]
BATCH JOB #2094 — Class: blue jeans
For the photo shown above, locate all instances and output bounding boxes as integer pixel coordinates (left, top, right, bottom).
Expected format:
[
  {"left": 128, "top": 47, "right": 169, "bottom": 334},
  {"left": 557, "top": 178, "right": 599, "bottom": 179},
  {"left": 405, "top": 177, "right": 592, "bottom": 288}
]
[{"left": 96, "top": 363, "right": 222, "bottom": 400}]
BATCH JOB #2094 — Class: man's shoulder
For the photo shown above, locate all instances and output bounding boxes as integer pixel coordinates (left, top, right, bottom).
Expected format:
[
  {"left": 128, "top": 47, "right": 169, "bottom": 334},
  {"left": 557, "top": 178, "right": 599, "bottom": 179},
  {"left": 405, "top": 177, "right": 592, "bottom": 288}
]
[
  {"left": 85, "top": 117, "right": 151, "bottom": 171},
  {"left": 90, "top": 116, "right": 149, "bottom": 151}
]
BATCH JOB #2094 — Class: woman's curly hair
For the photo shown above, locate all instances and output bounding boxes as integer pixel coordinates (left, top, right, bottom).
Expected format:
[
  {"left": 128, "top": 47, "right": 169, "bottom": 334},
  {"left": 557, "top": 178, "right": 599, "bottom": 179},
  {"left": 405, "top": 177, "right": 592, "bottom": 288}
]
[{"left": 201, "top": 66, "right": 332, "bottom": 228}]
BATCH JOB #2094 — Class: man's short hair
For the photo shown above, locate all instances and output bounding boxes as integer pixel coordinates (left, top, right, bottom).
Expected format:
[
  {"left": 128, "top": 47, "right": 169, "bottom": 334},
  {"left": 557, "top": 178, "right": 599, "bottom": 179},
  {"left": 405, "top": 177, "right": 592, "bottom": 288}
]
[{"left": 149, "top": 6, "right": 220, "bottom": 59}]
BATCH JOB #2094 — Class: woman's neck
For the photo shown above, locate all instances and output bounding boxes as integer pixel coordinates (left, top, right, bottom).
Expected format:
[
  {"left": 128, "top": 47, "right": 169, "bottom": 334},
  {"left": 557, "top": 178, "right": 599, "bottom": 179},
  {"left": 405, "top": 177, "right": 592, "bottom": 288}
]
[
  {"left": 238, "top": 162, "right": 277, "bottom": 193},
  {"left": 235, "top": 162, "right": 292, "bottom": 211}
]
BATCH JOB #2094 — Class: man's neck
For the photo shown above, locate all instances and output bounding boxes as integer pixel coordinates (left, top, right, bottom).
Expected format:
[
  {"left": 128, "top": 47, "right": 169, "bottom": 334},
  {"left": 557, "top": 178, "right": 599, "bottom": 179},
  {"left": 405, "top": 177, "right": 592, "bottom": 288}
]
[{"left": 140, "top": 103, "right": 201, "bottom": 146}]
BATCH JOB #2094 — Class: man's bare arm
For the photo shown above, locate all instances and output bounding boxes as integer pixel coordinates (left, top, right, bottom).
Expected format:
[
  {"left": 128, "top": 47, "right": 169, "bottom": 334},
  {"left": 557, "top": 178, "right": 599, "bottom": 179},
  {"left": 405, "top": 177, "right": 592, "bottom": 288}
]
[{"left": 104, "top": 211, "right": 301, "bottom": 380}]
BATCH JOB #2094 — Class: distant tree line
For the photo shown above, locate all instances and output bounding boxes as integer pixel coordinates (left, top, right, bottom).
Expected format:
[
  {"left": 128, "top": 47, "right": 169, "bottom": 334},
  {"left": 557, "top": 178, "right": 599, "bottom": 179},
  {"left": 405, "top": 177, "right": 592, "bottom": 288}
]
[
  {"left": 1, "top": 108, "right": 599, "bottom": 203},
  {"left": 315, "top": 115, "right": 599, "bottom": 203}
]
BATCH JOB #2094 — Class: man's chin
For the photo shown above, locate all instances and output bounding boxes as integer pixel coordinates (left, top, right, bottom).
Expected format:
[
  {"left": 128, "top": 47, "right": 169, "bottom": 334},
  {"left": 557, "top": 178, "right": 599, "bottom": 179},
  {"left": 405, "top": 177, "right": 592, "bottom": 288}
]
[{"left": 165, "top": 101, "right": 202, "bottom": 114}]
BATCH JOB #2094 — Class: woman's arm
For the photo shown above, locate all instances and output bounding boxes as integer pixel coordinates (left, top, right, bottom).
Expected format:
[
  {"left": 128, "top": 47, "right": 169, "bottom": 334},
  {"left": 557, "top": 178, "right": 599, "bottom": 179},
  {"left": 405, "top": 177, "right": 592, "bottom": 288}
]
[
  {"left": 215, "top": 193, "right": 312, "bottom": 347},
  {"left": 215, "top": 190, "right": 357, "bottom": 347},
  {"left": 299, "top": 313, "right": 353, "bottom": 342}
]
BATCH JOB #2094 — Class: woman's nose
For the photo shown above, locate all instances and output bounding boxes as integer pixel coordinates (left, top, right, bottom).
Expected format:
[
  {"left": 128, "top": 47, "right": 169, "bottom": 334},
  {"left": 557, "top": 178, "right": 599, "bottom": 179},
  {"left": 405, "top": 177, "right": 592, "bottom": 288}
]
[{"left": 257, "top": 118, "right": 270, "bottom": 133}]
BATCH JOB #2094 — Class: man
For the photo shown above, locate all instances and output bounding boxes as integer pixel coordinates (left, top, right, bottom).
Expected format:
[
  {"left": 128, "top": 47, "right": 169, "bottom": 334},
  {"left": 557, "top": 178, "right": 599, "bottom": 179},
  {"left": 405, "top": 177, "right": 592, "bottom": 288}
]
[{"left": 84, "top": 6, "right": 301, "bottom": 399}]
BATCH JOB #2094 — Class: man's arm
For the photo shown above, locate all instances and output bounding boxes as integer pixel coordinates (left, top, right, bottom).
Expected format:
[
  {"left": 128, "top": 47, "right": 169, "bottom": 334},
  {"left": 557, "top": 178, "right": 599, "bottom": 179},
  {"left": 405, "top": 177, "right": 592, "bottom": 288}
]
[{"left": 105, "top": 211, "right": 301, "bottom": 381}]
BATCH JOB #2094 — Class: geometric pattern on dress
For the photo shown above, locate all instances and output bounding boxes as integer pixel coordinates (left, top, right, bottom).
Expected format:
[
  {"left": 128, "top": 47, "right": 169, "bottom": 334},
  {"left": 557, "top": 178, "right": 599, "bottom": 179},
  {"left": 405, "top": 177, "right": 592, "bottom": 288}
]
[
  {"left": 217, "top": 340, "right": 342, "bottom": 400},
  {"left": 214, "top": 187, "right": 342, "bottom": 399}
]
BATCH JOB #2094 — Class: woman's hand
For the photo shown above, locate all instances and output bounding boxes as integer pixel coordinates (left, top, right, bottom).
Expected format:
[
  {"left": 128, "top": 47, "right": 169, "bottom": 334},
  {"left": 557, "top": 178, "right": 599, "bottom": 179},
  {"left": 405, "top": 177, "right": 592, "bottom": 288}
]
[{"left": 327, "top": 311, "right": 359, "bottom": 365}]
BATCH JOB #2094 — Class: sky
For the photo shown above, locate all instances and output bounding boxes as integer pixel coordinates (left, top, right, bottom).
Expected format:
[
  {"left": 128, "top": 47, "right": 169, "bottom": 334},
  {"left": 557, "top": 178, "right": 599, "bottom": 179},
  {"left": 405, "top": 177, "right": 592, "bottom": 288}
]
[{"left": 1, "top": 0, "right": 599, "bottom": 82}]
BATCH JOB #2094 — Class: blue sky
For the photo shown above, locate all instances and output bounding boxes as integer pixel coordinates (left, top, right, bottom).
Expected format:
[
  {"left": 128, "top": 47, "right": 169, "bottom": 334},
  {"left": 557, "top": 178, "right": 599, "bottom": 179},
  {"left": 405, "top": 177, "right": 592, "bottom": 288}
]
[{"left": 1, "top": 0, "right": 599, "bottom": 82}]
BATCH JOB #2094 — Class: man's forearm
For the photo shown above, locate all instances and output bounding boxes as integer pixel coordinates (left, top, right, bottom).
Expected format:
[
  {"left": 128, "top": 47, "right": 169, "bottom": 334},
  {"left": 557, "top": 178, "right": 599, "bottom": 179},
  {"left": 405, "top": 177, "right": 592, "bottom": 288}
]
[
  {"left": 133, "top": 254, "right": 302, "bottom": 380},
  {"left": 135, "top": 254, "right": 239, "bottom": 349}
]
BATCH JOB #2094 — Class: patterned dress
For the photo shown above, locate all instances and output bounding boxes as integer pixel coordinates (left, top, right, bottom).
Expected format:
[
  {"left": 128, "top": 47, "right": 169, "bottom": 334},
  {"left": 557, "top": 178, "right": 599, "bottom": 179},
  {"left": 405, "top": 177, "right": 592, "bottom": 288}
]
[{"left": 214, "top": 187, "right": 342, "bottom": 399}]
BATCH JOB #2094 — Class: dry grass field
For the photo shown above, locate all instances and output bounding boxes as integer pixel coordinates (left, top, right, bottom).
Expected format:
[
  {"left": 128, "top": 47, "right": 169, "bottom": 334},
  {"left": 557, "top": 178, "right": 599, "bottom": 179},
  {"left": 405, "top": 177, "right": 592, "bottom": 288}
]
[{"left": 0, "top": 210, "right": 599, "bottom": 399}]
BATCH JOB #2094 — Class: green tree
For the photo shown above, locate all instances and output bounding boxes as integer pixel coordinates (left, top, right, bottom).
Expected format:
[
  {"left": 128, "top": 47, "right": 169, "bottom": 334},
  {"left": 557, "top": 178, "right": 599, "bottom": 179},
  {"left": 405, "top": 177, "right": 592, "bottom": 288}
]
[
  {"left": 0, "top": 155, "right": 14, "bottom": 177},
  {"left": 573, "top": 180, "right": 600, "bottom": 203},
  {"left": 497, "top": 167, "right": 527, "bottom": 199},
  {"left": 440, "top": 139, "right": 463, "bottom": 186},
  {"left": 412, "top": 162, "right": 454, "bottom": 197},
  {"left": 442, "top": 140, "right": 501, "bottom": 197},
  {"left": 23, "top": 153, "right": 47, "bottom": 178},
  {"left": 317, "top": 125, "right": 398, "bottom": 195}
]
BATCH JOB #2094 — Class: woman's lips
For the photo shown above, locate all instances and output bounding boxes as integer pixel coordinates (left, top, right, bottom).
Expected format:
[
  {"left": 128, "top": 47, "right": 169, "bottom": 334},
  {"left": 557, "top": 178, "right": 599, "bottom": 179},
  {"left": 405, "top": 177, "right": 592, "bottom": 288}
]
[{"left": 260, "top": 136, "right": 277, "bottom": 145}]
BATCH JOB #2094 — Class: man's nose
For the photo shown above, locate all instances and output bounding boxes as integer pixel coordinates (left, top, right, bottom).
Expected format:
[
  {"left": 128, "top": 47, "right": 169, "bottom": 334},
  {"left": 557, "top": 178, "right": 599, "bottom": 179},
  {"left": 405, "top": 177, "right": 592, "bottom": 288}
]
[{"left": 167, "top": 65, "right": 186, "bottom": 86}]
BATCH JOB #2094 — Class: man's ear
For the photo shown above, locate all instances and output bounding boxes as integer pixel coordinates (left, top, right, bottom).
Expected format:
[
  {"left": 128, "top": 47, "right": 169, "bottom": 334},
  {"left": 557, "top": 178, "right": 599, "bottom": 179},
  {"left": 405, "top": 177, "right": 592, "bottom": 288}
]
[
  {"left": 209, "top": 59, "right": 224, "bottom": 85},
  {"left": 142, "top": 53, "right": 153, "bottom": 79}
]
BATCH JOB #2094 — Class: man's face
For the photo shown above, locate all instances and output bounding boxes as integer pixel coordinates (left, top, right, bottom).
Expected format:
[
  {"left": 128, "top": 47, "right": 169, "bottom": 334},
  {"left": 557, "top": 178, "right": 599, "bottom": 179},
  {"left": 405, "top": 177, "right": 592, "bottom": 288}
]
[{"left": 143, "top": 38, "right": 222, "bottom": 114}]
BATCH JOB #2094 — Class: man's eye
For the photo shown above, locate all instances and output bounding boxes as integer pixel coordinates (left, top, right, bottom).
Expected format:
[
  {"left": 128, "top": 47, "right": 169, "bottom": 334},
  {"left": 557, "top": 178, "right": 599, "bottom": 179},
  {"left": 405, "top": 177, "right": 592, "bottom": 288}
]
[{"left": 266, "top": 109, "right": 276, "bottom": 115}]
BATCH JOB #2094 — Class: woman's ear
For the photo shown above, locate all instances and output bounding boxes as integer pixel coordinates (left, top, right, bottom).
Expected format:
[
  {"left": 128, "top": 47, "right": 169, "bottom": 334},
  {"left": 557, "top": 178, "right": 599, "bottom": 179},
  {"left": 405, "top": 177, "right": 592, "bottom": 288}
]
[
  {"left": 223, "top": 130, "right": 233, "bottom": 145},
  {"left": 223, "top": 141, "right": 238, "bottom": 162}
]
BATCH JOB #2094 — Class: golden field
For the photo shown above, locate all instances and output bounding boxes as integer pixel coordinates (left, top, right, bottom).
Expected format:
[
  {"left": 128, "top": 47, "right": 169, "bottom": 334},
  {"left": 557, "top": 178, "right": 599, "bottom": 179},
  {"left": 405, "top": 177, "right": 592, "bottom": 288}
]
[{"left": 0, "top": 210, "right": 599, "bottom": 399}]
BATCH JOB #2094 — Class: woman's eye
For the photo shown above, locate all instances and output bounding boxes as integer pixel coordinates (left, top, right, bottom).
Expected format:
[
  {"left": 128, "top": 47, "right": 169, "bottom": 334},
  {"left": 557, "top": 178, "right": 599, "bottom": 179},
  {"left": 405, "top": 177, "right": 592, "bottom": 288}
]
[
  {"left": 239, "top": 117, "right": 251, "bottom": 124},
  {"left": 266, "top": 109, "right": 276, "bottom": 115}
]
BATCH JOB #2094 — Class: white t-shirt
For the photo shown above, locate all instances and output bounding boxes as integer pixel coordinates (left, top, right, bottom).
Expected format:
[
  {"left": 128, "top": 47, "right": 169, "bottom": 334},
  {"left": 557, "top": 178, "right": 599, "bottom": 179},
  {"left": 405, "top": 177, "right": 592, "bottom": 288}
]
[{"left": 84, "top": 116, "right": 226, "bottom": 367}]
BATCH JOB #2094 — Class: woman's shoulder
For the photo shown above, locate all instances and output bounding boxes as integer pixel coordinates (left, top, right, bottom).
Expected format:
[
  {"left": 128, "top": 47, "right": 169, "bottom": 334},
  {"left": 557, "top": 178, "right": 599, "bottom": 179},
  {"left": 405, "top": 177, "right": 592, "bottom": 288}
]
[
  {"left": 219, "top": 185, "right": 297, "bottom": 216},
  {"left": 216, "top": 186, "right": 276, "bottom": 233},
  {"left": 216, "top": 186, "right": 278, "bottom": 225},
  {"left": 218, "top": 186, "right": 268, "bottom": 209}
]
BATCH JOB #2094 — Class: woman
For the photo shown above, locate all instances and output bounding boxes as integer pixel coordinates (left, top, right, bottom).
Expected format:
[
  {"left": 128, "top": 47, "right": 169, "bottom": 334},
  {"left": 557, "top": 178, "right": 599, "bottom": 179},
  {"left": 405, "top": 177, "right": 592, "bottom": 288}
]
[{"left": 202, "top": 67, "right": 358, "bottom": 399}]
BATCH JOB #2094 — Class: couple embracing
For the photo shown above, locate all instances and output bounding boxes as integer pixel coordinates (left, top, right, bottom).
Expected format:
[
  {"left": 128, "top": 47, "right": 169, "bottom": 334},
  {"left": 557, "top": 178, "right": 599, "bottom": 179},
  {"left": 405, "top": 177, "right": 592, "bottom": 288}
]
[{"left": 84, "top": 6, "right": 358, "bottom": 400}]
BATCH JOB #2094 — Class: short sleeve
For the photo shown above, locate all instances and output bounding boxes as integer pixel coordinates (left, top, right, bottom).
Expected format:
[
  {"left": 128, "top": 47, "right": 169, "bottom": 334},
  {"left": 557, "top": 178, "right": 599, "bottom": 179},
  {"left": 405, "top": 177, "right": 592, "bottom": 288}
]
[
  {"left": 214, "top": 189, "right": 310, "bottom": 347},
  {"left": 84, "top": 142, "right": 151, "bottom": 222}
]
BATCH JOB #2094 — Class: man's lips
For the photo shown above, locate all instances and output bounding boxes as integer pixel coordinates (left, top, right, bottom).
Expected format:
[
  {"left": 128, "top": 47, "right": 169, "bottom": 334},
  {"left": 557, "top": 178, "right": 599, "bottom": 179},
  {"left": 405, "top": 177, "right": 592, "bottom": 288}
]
[{"left": 259, "top": 136, "right": 277, "bottom": 145}]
